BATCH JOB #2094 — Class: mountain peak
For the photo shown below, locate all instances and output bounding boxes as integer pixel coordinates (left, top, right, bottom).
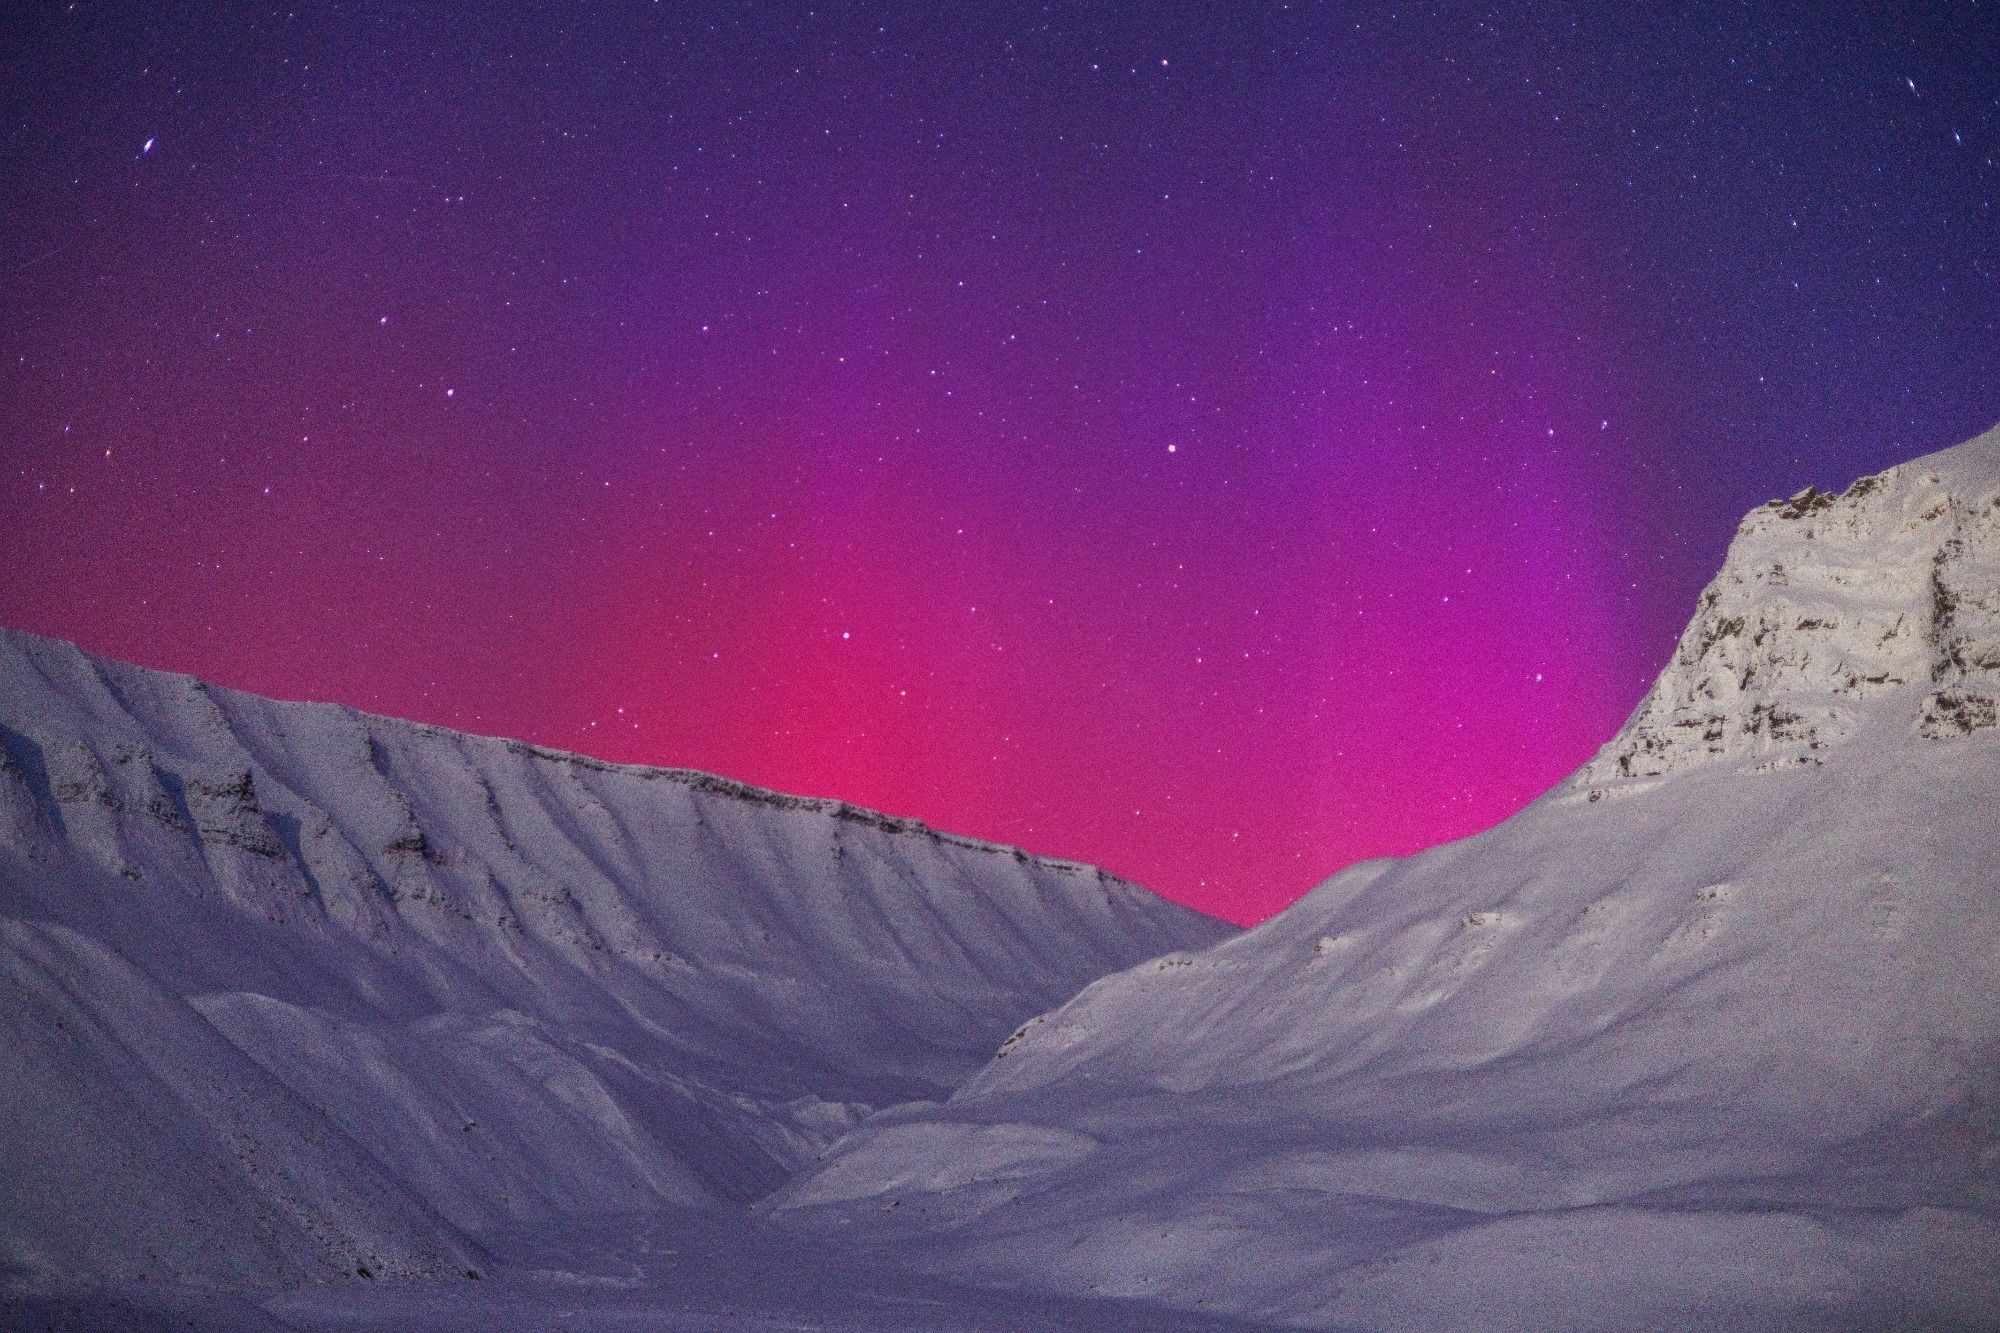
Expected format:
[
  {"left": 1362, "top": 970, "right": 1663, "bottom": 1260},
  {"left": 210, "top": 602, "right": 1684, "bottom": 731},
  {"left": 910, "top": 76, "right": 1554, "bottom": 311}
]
[
  {"left": 1572, "top": 425, "right": 2000, "bottom": 796},
  {"left": 758, "top": 424, "right": 2000, "bottom": 1330}
]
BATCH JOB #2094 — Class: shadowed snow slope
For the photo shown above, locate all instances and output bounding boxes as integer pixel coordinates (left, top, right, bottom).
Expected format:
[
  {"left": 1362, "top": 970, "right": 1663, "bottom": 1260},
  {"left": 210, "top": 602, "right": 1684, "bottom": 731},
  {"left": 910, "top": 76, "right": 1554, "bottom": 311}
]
[
  {"left": 0, "top": 628, "right": 1229, "bottom": 1291},
  {"left": 767, "top": 426, "right": 2000, "bottom": 1329}
]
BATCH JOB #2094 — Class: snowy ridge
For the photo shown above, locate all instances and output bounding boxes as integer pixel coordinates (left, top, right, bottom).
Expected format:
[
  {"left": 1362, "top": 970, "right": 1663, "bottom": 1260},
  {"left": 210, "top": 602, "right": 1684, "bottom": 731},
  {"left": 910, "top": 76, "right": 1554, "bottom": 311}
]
[
  {"left": 1574, "top": 423, "right": 2000, "bottom": 793},
  {"left": 3, "top": 631, "right": 1136, "bottom": 882},
  {"left": 766, "top": 426, "right": 2000, "bottom": 1330},
  {"left": 0, "top": 627, "right": 1229, "bottom": 1289}
]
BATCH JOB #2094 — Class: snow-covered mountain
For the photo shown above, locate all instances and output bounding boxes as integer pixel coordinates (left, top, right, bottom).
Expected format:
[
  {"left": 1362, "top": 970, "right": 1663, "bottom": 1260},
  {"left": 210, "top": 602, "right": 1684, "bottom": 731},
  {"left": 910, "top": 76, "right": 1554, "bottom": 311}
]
[
  {"left": 1577, "top": 427, "right": 2000, "bottom": 786},
  {"left": 767, "top": 427, "right": 2000, "bottom": 1329},
  {"left": 0, "top": 629, "right": 1229, "bottom": 1292},
  {"left": 6, "top": 427, "right": 1995, "bottom": 1331}
]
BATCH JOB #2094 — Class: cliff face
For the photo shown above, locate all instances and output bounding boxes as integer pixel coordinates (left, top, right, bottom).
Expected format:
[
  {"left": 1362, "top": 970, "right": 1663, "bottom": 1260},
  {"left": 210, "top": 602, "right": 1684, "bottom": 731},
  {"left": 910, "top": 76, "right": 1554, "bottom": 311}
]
[
  {"left": 766, "top": 427, "right": 2000, "bottom": 1331},
  {"left": 1575, "top": 427, "right": 2000, "bottom": 790},
  {"left": 0, "top": 629, "right": 1228, "bottom": 1287}
]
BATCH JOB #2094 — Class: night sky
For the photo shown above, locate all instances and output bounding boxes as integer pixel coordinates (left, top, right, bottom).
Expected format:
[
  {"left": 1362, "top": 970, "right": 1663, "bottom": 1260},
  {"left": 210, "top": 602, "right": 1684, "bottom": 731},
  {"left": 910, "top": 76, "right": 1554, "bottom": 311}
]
[{"left": 3, "top": 3, "right": 1995, "bottom": 922}]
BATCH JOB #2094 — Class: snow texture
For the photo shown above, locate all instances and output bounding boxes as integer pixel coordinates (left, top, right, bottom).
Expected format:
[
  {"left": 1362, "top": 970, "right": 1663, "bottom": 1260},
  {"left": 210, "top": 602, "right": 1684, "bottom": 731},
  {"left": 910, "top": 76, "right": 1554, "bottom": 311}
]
[
  {"left": 0, "top": 628, "right": 1226, "bottom": 1300},
  {"left": 765, "top": 426, "right": 2000, "bottom": 1329},
  {"left": 1576, "top": 426, "right": 2000, "bottom": 788}
]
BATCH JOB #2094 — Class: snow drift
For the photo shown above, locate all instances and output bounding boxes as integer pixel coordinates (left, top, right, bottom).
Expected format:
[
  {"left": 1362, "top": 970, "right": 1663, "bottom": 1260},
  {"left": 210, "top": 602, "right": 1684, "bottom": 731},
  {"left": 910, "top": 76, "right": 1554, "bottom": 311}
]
[
  {"left": 0, "top": 630, "right": 1228, "bottom": 1290},
  {"left": 767, "top": 427, "right": 2000, "bottom": 1329}
]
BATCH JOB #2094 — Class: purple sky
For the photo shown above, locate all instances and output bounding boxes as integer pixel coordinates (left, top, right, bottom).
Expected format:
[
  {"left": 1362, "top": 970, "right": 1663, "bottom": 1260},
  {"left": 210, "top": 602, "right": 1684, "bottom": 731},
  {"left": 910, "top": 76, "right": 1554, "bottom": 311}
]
[{"left": 3, "top": 2, "right": 1996, "bottom": 921}]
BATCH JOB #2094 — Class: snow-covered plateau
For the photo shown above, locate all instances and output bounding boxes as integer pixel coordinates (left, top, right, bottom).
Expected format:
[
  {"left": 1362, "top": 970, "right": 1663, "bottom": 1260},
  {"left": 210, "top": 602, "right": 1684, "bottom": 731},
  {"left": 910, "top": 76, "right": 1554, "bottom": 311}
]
[{"left": 4, "top": 425, "right": 1998, "bottom": 1331}]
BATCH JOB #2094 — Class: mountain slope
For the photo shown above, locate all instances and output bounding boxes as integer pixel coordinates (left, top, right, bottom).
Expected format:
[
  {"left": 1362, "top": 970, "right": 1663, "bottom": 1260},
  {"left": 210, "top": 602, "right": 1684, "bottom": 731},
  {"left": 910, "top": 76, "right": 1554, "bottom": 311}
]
[
  {"left": 767, "top": 426, "right": 2000, "bottom": 1329},
  {"left": 0, "top": 628, "right": 1230, "bottom": 1289}
]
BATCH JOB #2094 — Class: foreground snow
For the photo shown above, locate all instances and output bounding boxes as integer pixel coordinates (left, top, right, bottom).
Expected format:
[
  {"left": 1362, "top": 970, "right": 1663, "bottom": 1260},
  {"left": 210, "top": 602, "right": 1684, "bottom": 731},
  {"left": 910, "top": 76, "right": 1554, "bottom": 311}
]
[{"left": 7, "top": 1207, "right": 1273, "bottom": 1331}]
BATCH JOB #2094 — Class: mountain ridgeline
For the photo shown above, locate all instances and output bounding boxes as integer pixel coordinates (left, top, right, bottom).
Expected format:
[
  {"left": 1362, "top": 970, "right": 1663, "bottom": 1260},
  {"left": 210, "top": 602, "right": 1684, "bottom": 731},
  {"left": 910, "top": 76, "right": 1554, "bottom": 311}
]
[
  {"left": 4, "top": 425, "right": 1997, "bottom": 1330},
  {"left": 764, "top": 426, "right": 2000, "bottom": 1329},
  {"left": 0, "top": 630, "right": 1229, "bottom": 1288}
]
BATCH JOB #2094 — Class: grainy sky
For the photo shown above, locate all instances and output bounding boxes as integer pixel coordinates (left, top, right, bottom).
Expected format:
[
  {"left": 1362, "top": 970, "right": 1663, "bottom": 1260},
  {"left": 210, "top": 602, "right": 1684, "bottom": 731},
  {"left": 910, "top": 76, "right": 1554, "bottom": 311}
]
[{"left": 4, "top": 1, "right": 1995, "bottom": 920}]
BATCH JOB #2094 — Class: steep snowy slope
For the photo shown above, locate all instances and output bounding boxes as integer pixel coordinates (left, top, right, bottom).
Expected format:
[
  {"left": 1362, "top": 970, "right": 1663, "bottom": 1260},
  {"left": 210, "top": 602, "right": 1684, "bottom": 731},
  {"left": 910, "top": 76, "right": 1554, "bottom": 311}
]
[
  {"left": 769, "top": 426, "right": 2000, "bottom": 1329},
  {"left": 0, "top": 629, "right": 1229, "bottom": 1290}
]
